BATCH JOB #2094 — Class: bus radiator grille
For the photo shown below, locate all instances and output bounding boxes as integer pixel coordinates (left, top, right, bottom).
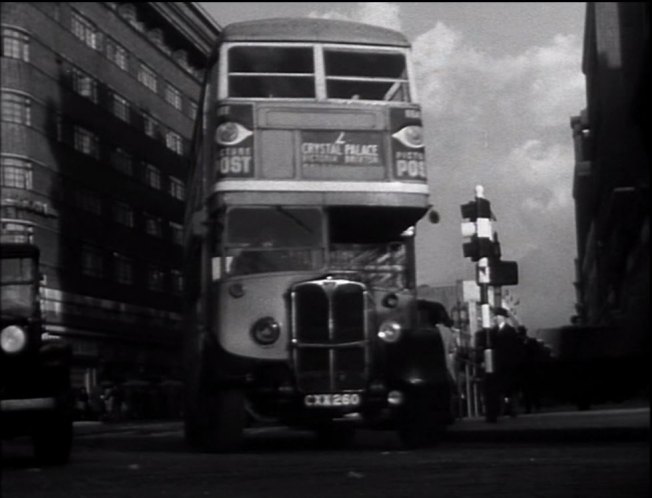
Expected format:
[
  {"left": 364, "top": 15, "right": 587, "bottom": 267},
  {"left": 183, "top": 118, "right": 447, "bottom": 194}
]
[{"left": 291, "top": 280, "right": 368, "bottom": 393}]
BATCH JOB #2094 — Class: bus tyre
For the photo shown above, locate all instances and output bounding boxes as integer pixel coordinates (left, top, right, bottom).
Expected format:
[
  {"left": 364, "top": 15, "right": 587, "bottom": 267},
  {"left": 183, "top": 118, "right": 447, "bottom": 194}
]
[
  {"left": 188, "top": 388, "right": 246, "bottom": 453},
  {"left": 183, "top": 357, "right": 204, "bottom": 448},
  {"left": 397, "top": 392, "right": 444, "bottom": 450},
  {"left": 33, "top": 409, "right": 73, "bottom": 465},
  {"left": 314, "top": 423, "right": 356, "bottom": 448}
]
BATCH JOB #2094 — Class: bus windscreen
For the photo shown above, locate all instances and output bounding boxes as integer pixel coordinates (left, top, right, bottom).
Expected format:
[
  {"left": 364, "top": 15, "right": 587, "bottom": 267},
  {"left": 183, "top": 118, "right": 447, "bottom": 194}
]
[{"left": 224, "top": 207, "right": 324, "bottom": 275}]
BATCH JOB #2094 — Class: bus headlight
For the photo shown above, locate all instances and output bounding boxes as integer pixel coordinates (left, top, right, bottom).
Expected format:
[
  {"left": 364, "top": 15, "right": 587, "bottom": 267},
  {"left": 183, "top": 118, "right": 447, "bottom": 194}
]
[
  {"left": 215, "top": 122, "right": 253, "bottom": 146},
  {"left": 1, "top": 325, "right": 27, "bottom": 354},
  {"left": 378, "top": 321, "right": 402, "bottom": 343},
  {"left": 392, "top": 125, "right": 423, "bottom": 148},
  {"left": 228, "top": 282, "right": 245, "bottom": 298},
  {"left": 382, "top": 293, "right": 399, "bottom": 308},
  {"left": 251, "top": 317, "right": 281, "bottom": 346}
]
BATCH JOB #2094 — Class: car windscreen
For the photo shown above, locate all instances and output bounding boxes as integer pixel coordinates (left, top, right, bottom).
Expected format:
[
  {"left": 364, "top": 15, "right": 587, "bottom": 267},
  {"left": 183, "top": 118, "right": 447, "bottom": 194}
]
[
  {"left": 1, "top": 257, "right": 35, "bottom": 284},
  {"left": 1, "top": 257, "right": 36, "bottom": 316}
]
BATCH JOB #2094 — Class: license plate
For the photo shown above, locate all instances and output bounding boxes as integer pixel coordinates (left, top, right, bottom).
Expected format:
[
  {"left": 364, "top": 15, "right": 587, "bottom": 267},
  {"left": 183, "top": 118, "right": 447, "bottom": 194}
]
[{"left": 304, "top": 393, "right": 361, "bottom": 408}]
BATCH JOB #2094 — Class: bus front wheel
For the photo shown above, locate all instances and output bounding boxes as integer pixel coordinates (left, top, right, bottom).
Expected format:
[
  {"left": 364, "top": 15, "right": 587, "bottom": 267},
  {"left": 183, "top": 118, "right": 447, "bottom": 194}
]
[
  {"left": 314, "top": 423, "right": 356, "bottom": 448},
  {"left": 397, "top": 391, "right": 445, "bottom": 449},
  {"left": 186, "top": 388, "right": 246, "bottom": 453}
]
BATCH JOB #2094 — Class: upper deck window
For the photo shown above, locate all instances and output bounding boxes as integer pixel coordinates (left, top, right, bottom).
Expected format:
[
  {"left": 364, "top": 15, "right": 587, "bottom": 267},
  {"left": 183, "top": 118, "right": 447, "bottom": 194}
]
[
  {"left": 324, "top": 49, "right": 409, "bottom": 102},
  {"left": 222, "top": 43, "right": 412, "bottom": 103},
  {"left": 227, "top": 46, "right": 315, "bottom": 98}
]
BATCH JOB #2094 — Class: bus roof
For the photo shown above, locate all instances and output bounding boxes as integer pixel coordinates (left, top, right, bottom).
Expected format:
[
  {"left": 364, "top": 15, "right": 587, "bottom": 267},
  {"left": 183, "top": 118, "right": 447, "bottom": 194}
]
[{"left": 221, "top": 17, "right": 410, "bottom": 47}]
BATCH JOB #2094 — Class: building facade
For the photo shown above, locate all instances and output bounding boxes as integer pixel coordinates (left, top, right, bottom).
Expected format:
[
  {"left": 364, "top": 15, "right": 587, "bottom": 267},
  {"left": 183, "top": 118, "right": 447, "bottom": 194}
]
[
  {"left": 570, "top": 3, "right": 649, "bottom": 355},
  {"left": 1, "top": 2, "right": 220, "bottom": 389}
]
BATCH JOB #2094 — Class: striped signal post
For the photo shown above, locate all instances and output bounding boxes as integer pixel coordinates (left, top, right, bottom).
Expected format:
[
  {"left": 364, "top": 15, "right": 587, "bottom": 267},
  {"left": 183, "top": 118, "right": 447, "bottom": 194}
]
[
  {"left": 460, "top": 185, "right": 496, "bottom": 367},
  {"left": 460, "top": 185, "right": 499, "bottom": 422}
]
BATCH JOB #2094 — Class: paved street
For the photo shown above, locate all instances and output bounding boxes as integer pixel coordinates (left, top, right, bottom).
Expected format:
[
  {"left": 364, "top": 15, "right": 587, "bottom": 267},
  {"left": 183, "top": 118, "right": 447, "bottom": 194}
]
[{"left": 2, "top": 406, "right": 649, "bottom": 498}]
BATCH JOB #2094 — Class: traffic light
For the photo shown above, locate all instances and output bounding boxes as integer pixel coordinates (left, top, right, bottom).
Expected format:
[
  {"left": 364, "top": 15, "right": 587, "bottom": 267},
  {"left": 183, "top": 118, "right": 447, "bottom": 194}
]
[
  {"left": 488, "top": 259, "right": 518, "bottom": 286},
  {"left": 460, "top": 197, "right": 497, "bottom": 262},
  {"left": 463, "top": 237, "right": 496, "bottom": 261},
  {"left": 460, "top": 197, "right": 492, "bottom": 220}
]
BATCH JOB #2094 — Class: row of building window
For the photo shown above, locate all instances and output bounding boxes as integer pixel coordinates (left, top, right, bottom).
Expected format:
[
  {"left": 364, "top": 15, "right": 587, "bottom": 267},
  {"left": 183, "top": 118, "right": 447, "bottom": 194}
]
[
  {"left": 65, "top": 65, "right": 187, "bottom": 155},
  {"left": 0, "top": 156, "right": 185, "bottom": 244},
  {"left": 81, "top": 244, "right": 183, "bottom": 293},
  {"left": 72, "top": 186, "right": 184, "bottom": 242},
  {"left": 1, "top": 22, "right": 198, "bottom": 121},
  {"left": 104, "top": 3, "right": 202, "bottom": 78},
  {"left": 1, "top": 88, "right": 187, "bottom": 160},
  {"left": 1, "top": 26, "right": 29, "bottom": 61},
  {"left": 1, "top": 92, "right": 32, "bottom": 125},
  {"left": 55, "top": 119, "right": 186, "bottom": 199},
  {"left": 68, "top": 9, "right": 200, "bottom": 113},
  {"left": 0, "top": 156, "right": 33, "bottom": 189}
]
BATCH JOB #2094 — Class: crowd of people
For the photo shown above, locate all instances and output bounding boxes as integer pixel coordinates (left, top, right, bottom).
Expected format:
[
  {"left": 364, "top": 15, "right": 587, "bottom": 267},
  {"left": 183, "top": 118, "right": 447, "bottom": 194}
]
[
  {"left": 473, "top": 307, "right": 550, "bottom": 422},
  {"left": 445, "top": 306, "right": 553, "bottom": 422},
  {"left": 73, "top": 379, "right": 183, "bottom": 422},
  {"left": 73, "top": 306, "right": 549, "bottom": 425}
]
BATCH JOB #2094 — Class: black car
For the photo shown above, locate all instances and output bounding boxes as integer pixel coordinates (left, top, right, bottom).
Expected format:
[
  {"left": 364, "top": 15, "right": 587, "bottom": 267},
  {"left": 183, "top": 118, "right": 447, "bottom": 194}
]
[{"left": 1, "top": 237, "right": 73, "bottom": 465}]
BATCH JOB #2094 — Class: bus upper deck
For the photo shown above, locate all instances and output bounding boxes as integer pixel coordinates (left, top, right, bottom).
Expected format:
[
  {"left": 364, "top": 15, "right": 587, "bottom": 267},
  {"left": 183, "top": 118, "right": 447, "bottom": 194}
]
[{"left": 192, "top": 18, "right": 429, "bottom": 212}]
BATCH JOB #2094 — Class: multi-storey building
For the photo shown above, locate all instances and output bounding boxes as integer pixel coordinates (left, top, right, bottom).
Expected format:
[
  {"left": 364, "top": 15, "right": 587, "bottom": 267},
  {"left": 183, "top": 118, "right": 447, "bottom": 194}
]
[
  {"left": 1, "top": 2, "right": 220, "bottom": 389},
  {"left": 570, "top": 3, "right": 649, "bottom": 359}
]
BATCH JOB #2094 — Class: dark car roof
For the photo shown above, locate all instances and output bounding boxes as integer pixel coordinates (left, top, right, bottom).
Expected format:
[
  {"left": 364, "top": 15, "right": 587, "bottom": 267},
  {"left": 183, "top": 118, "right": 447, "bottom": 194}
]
[{"left": 221, "top": 17, "right": 410, "bottom": 47}]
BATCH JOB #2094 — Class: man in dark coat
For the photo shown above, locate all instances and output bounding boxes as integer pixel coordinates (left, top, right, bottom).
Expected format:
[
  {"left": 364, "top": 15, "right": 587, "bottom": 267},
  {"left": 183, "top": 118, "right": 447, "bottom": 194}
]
[
  {"left": 492, "top": 307, "right": 524, "bottom": 417},
  {"left": 477, "top": 307, "right": 523, "bottom": 422}
]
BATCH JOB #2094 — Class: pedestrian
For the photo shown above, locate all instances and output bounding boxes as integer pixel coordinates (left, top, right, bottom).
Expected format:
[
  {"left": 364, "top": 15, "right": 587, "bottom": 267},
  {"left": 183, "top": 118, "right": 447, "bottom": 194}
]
[
  {"left": 492, "top": 307, "right": 524, "bottom": 418},
  {"left": 75, "top": 387, "right": 90, "bottom": 420},
  {"left": 475, "top": 326, "right": 497, "bottom": 422},
  {"left": 102, "top": 384, "right": 114, "bottom": 421},
  {"left": 477, "top": 307, "right": 523, "bottom": 422},
  {"left": 89, "top": 385, "right": 105, "bottom": 420},
  {"left": 112, "top": 383, "right": 124, "bottom": 421},
  {"left": 521, "top": 330, "right": 547, "bottom": 413}
]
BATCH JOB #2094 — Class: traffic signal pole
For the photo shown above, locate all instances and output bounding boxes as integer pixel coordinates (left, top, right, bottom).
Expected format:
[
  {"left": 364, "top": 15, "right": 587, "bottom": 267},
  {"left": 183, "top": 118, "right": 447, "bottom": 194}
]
[
  {"left": 460, "top": 185, "right": 495, "bottom": 374},
  {"left": 477, "top": 256, "right": 494, "bottom": 374},
  {"left": 460, "top": 185, "right": 519, "bottom": 422}
]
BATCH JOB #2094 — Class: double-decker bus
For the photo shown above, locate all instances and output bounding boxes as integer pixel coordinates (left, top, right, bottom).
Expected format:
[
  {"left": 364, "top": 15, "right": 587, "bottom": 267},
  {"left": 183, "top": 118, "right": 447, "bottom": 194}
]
[{"left": 183, "top": 17, "right": 453, "bottom": 451}]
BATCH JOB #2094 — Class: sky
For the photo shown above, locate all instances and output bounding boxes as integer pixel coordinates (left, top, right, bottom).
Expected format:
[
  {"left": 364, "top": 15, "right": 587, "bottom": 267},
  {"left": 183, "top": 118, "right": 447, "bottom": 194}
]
[{"left": 199, "top": 2, "right": 588, "bottom": 331}]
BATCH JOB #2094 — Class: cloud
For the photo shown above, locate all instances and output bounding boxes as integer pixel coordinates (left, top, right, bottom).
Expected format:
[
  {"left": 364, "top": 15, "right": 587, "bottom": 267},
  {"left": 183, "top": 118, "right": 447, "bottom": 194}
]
[
  {"left": 524, "top": 34, "right": 586, "bottom": 127},
  {"left": 308, "top": 2, "right": 402, "bottom": 31},
  {"left": 308, "top": 3, "right": 584, "bottom": 132},
  {"left": 411, "top": 20, "right": 583, "bottom": 222},
  {"left": 354, "top": 2, "right": 402, "bottom": 31},
  {"left": 304, "top": 3, "right": 584, "bottom": 328},
  {"left": 504, "top": 139, "right": 574, "bottom": 213},
  {"left": 413, "top": 25, "right": 584, "bottom": 127}
]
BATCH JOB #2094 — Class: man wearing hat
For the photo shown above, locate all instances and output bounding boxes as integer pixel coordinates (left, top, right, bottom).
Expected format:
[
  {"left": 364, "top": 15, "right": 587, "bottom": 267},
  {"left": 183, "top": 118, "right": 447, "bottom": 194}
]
[{"left": 490, "top": 307, "right": 524, "bottom": 419}]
